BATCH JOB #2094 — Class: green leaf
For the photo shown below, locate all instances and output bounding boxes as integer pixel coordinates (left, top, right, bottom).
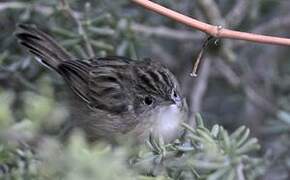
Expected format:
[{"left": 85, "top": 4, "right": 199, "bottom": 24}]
[
  {"left": 196, "top": 129, "right": 215, "bottom": 144},
  {"left": 220, "top": 127, "right": 231, "bottom": 151},
  {"left": 230, "top": 126, "right": 246, "bottom": 140},
  {"left": 236, "top": 128, "right": 250, "bottom": 148},
  {"left": 236, "top": 138, "right": 260, "bottom": 154},
  {"left": 211, "top": 125, "right": 220, "bottom": 138},
  {"left": 195, "top": 113, "right": 205, "bottom": 128},
  {"left": 90, "top": 40, "right": 114, "bottom": 51},
  {"left": 207, "top": 167, "right": 230, "bottom": 180}
]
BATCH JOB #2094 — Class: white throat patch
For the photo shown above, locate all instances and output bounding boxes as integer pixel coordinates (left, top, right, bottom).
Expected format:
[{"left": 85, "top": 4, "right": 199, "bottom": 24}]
[{"left": 152, "top": 104, "right": 184, "bottom": 142}]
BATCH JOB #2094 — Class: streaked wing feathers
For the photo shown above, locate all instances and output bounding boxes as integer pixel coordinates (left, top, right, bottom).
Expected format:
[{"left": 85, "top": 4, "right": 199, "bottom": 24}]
[
  {"left": 58, "top": 60, "right": 91, "bottom": 103},
  {"left": 88, "top": 58, "right": 132, "bottom": 113}
]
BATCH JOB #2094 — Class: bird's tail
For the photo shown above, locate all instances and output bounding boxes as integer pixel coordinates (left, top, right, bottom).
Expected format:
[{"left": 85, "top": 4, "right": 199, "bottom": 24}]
[{"left": 15, "top": 24, "right": 72, "bottom": 70}]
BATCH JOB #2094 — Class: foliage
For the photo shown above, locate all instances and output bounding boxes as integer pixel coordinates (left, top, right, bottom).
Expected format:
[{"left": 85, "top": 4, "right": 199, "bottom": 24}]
[
  {"left": 0, "top": 114, "right": 264, "bottom": 180},
  {"left": 134, "top": 114, "right": 264, "bottom": 180}
]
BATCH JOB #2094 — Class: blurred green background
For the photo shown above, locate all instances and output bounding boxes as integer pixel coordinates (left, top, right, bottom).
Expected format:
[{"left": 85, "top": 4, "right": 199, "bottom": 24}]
[{"left": 0, "top": 0, "right": 290, "bottom": 179}]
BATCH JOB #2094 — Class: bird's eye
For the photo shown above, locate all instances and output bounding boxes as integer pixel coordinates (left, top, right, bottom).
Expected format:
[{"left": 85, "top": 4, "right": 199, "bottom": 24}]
[
  {"left": 172, "top": 90, "right": 177, "bottom": 98},
  {"left": 143, "top": 96, "right": 154, "bottom": 106},
  {"left": 171, "top": 89, "right": 181, "bottom": 103},
  {"left": 171, "top": 89, "right": 178, "bottom": 99}
]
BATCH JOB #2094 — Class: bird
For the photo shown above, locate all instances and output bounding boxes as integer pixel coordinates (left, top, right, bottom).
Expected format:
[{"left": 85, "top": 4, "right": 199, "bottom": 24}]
[{"left": 15, "top": 24, "right": 188, "bottom": 144}]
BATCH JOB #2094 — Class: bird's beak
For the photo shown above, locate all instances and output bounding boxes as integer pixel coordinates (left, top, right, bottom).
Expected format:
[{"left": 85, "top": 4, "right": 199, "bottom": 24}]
[{"left": 160, "top": 98, "right": 184, "bottom": 108}]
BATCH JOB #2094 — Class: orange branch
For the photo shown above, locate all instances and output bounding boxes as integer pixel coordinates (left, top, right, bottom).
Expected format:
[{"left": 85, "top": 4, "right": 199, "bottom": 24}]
[{"left": 132, "top": 0, "right": 290, "bottom": 46}]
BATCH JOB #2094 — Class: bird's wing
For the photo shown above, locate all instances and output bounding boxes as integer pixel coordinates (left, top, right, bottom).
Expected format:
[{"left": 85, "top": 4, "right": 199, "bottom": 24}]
[
  {"left": 58, "top": 60, "right": 91, "bottom": 103},
  {"left": 88, "top": 58, "right": 133, "bottom": 114},
  {"left": 58, "top": 57, "right": 134, "bottom": 114}
]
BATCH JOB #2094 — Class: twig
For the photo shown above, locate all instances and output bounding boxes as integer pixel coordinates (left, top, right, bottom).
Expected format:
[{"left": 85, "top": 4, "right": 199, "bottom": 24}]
[
  {"left": 60, "top": 0, "right": 95, "bottom": 58},
  {"left": 131, "top": 23, "right": 203, "bottom": 41},
  {"left": 196, "top": 0, "right": 236, "bottom": 62},
  {"left": 234, "top": 14, "right": 290, "bottom": 48},
  {"left": 190, "top": 36, "right": 214, "bottom": 77},
  {"left": 193, "top": 0, "right": 235, "bottom": 76},
  {"left": 132, "top": 0, "right": 290, "bottom": 46},
  {"left": 253, "top": 14, "right": 290, "bottom": 33}
]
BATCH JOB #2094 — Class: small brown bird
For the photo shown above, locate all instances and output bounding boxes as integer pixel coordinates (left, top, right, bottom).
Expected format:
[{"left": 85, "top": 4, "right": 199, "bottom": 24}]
[{"left": 15, "top": 24, "right": 188, "bottom": 144}]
